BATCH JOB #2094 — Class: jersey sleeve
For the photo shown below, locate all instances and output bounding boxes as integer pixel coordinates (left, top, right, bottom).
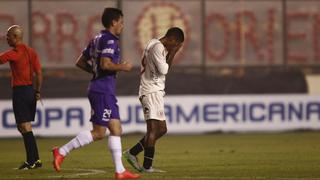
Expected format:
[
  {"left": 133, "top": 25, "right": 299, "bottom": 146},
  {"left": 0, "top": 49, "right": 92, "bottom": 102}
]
[
  {"left": 100, "top": 39, "right": 117, "bottom": 61},
  {"left": 31, "top": 49, "right": 41, "bottom": 73},
  {"left": 150, "top": 43, "right": 169, "bottom": 75},
  {"left": 0, "top": 50, "right": 15, "bottom": 64}
]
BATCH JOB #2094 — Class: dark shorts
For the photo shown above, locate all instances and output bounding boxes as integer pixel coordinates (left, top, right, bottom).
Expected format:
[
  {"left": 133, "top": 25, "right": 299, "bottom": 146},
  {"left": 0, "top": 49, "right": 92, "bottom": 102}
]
[
  {"left": 87, "top": 91, "right": 120, "bottom": 127},
  {"left": 12, "top": 85, "right": 37, "bottom": 124}
]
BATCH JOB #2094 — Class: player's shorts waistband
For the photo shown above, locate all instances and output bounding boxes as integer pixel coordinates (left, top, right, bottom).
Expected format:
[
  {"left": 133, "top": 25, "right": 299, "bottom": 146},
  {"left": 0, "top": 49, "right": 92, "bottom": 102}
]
[
  {"left": 12, "top": 85, "right": 33, "bottom": 90},
  {"left": 139, "top": 90, "right": 165, "bottom": 98}
]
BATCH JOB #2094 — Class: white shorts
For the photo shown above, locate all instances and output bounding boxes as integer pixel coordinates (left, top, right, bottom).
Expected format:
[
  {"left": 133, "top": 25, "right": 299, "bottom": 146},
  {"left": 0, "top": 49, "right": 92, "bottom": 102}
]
[{"left": 139, "top": 91, "right": 166, "bottom": 121}]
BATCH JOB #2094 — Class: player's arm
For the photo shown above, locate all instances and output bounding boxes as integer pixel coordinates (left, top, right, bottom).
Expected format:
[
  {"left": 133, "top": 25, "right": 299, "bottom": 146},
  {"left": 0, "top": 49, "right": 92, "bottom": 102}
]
[
  {"left": 166, "top": 43, "right": 183, "bottom": 68},
  {"left": 151, "top": 44, "right": 169, "bottom": 75},
  {"left": 100, "top": 41, "right": 132, "bottom": 72},
  {"left": 100, "top": 57, "right": 132, "bottom": 72},
  {"left": 76, "top": 54, "right": 93, "bottom": 74},
  {"left": 0, "top": 51, "right": 12, "bottom": 65},
  {"left": 31, "top": 51, "right": 42, "bottom": 100},
  {"left": 34, "top": 69, "right": 42, "bottom": 100}
]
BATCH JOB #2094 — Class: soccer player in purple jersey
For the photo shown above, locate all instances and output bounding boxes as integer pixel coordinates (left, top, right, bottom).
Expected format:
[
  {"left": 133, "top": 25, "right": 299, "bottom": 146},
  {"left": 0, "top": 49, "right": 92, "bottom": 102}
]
[{"left": 52, "top": 8, "right": 140, "bottom": 179}]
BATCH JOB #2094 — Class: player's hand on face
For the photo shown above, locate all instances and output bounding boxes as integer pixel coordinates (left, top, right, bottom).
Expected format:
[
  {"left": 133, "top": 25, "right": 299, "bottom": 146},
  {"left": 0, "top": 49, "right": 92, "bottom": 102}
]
[
  {"left": 170, "top": 43, "right": 183, "bottom": 54},
  {"left": 122, "top": 61, "right": 133, "bottom": 72},
  {"left": 175, "top": 43, "right": 183, "bottom": 52}
]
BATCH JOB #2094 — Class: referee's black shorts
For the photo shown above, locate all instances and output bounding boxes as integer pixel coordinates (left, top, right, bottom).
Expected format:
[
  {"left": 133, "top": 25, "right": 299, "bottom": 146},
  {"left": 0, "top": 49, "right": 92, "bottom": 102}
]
[{"left": 12, "top": 85, "right": 37, "bottom": 124}]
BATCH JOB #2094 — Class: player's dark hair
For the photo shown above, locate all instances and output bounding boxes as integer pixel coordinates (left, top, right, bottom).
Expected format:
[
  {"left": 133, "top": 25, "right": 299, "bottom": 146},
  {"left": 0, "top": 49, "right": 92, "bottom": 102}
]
[
  {"left": 165, "top": 27, "right": 184, "bottom": 43},
  {"left": 101, "top": 7, "right": 123, "bottom": 28}
]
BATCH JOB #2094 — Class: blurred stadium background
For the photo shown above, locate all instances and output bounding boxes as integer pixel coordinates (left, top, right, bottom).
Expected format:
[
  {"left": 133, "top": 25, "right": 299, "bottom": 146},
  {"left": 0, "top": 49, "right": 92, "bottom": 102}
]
[
  {"left": 1, "top": 0, "right": 319, "bottom": 98},
  {"left": 1, "top": 0, "right": 320, "bottom": 179}
]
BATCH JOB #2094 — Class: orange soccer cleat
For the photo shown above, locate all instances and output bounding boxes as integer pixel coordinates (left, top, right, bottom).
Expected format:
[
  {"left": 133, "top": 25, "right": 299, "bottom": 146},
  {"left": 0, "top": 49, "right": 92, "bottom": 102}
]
[
  {"left": 115, "top": 169, "right": 141, "bottom": 179},
  {"left": 52, "top": 147, "right": 65, "bottom": 172}
]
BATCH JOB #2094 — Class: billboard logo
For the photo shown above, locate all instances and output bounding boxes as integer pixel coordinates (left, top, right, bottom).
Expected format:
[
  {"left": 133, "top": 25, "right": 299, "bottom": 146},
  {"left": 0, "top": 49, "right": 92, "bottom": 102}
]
[{"left": 135, "top": 2, "right": 189, "bottom": 63}]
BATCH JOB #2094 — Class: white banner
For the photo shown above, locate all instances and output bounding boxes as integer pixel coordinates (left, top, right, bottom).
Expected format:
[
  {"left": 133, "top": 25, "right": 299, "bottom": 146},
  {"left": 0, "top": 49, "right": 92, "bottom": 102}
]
[{"left": 0, "top": 95, "right": 319, "bottom": 137}]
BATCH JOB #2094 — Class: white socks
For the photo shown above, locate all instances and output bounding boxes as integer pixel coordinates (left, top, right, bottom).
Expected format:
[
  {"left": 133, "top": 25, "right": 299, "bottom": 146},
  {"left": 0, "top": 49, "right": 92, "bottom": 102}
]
[
  {"left": 108, "top": 136, "right": 125, "bottom": 173},
  {"left": 58, "top": 131, "right": 125, "bottom": 173},
  {"left": 59, "top": 130, "right": 93, "bottom": 156}
]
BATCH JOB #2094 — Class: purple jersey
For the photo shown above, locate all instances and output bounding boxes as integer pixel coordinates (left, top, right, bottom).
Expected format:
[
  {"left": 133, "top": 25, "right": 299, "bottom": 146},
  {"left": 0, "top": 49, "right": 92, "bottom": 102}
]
[{"left": 83, "top": 30, "right": 120, "bottom": 95}]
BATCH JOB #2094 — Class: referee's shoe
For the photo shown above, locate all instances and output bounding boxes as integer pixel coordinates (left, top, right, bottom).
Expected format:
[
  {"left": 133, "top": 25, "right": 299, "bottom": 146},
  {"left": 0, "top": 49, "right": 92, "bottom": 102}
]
[{"left": 18, "top": 159, "right": 42, "bottom": 170}]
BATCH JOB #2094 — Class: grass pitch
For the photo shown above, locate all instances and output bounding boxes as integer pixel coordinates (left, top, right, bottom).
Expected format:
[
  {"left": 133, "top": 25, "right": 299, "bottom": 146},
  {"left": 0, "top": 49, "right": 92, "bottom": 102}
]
[{"left": 1, "top": 132, "right": 320, "bottom": 180}]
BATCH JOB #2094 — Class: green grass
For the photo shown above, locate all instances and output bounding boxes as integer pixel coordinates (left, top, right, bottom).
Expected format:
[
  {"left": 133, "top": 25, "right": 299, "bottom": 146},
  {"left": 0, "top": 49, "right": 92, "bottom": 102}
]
[{"left": 1, "top": 132, "right": 320, "bottom": 179}]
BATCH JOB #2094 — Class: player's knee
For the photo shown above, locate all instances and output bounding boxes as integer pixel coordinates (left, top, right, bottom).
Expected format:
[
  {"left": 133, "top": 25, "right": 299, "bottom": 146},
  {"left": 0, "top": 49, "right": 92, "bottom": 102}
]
[
  {"left": 17, "top": 126, "right": 23, "bottom": 133},
  {"left": 147, "top": 131, "right": 157, "bottom": 141},
  {"left": 94, "top": 134, "right": 105, "bottom": 141},
  {"left": 108, "top": 120, "right": 122, "bottom": 136},
  {"left": 158, "top": 127, "right": 167, "bottom": 138},
  {"left": 160, "top": 127, "right": 167, "bottom": 136},
  {"left": 92, "top": 131, "right": 106, "bottom": 141},
  {"left": 108, "top": 127, "right": 122, "bottom": 136},
  {"left": 17, "top": 123, "right": 32, "bottom": 134}
]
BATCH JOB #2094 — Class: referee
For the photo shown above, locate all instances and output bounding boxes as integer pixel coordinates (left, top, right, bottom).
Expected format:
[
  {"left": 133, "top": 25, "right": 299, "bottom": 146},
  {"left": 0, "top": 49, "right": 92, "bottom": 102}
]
[{"left": 0, "top": 25, "right": 42, "bottom": 169}]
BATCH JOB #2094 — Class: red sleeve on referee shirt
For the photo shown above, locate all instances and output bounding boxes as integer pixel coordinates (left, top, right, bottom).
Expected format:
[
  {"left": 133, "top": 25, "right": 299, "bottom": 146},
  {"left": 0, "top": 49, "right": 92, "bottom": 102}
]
[
  {"left": 30, "top": 49, "right": 41, "bottom": 73},
  {"left": 0, "top": 50, "right": 15, "bottom": 64}
]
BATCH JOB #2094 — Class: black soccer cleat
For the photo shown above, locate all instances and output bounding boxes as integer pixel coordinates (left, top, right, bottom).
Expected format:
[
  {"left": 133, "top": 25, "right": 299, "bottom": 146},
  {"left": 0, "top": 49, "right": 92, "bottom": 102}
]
[{"left": 18, "top": 159, "right": 42, "bottom": 170}]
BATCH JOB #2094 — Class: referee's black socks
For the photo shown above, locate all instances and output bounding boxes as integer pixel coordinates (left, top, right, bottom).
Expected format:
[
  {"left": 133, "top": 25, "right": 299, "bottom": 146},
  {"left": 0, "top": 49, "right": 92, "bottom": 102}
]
[
  {"left": 143, "top": 146, "right": 155, "bottom": 169},
  {"left": 22, "top": 131, "right": 39, "bottom": 164}
]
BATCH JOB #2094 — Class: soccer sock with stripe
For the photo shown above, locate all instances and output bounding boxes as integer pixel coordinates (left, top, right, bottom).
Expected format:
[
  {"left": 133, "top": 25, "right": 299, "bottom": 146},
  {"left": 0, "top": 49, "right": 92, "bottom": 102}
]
[
  {"left": 129, "top": 136, "right": 145, "bottom": 156},
  {"left": 59, "top": 130, "right": 93, "bottom": 156},
  {"left": 22, "top": 131, "right": 39, "bottom": 164},
  {"left": 143, "top": 146, "right": 155, "bottom": 169},
  {"left": 108, "top": 136, "right": 126, "bottom": 173}
]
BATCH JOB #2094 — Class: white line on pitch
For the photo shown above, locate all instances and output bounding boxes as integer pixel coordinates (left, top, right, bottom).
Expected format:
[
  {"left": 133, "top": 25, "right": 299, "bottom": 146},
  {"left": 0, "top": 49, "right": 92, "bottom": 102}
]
[{"left": 3, "top": 168, "right": 106, "bottom": 179}]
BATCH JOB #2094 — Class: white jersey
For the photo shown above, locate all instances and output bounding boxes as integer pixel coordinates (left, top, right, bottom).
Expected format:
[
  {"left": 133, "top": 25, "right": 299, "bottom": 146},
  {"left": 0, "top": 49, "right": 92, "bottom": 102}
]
[{"left": 139, "top": 39, "right": 169, "bottom": 96}]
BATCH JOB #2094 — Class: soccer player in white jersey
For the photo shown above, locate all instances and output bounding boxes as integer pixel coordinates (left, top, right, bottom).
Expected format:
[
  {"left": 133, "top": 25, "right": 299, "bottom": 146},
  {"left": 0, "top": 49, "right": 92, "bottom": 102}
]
[{"left": 124, "top": 27, "right": 184, "bottom": 173}]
